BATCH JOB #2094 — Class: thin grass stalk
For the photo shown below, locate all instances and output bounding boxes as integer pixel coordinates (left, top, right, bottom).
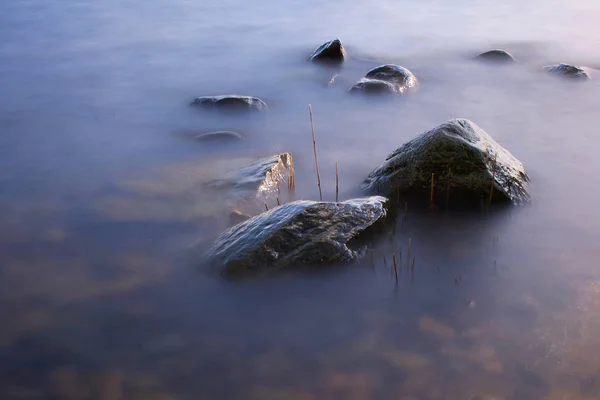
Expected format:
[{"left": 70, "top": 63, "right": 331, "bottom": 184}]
[
  {"left": 308, "top": 104, "right": 322, "bottom": 201},
  {"left": 335, "top": 161, "right": 339, "bottom": 202},
  {"left": 392, "top": 253, "right": 398, "bottom": 286},
  {"left": 276, "top": 195, "right": 281, "bottom": 206},
  {"left": 264, "top": 202, "right": 269, "bottom": 212},
  {"left": 488, "top": 155, "right": 497, "bottom": 206}
]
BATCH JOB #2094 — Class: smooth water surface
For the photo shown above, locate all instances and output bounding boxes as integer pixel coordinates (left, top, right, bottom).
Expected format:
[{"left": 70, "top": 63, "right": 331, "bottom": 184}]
[{"left": 2, "top": 0, "right": 600, "bottom": 398}]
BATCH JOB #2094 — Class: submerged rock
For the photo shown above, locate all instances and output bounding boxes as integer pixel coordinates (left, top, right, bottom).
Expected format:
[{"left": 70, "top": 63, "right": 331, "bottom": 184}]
[
  {"left": 195, "top": 131, "right": 244, "bottom": 142},
  {"left": 349, "top": 78, "right": 398, "bottom": 94},
  {"left": 205, "top": 153, "right": 294, "bottom": 201},
  {"left": 362, "top": 119, "right": 530, "bottom": 207},
  {"left": 544, "top": 63, "right": 590, "bottom": 80},
  {"left": 350, "top": 65, "right": 418, "bottom": 94},
  {"left": 309, "top": 38, "right": 346, "bottom": 63},
  {"left": 206, "top": 196, "right": 388, "bottom": 278},
  {"left": 191, "top": 95, "right": 268, "bottom": 112},
  {"left": 475, "top": 49, "right": 516, "bottom": 63}
]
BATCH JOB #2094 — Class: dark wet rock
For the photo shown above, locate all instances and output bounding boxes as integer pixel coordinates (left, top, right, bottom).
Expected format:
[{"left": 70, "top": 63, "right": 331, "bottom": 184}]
[
  {"left": 362, "top": 119, "right": 530, "bottom": 207},
  {"left": 195, "top": 131, "right": 244, "bottom": 142},
  {"left": 349, "top": 78, "right": 398, "bottom": 94},
  {"left": 229, "top": 210, "right": 251, "bottom": 226},
  {"left": 543, "top": 63, "right": 590, "bottom": 80},
  {"left": 191, "top": 95, "right": 268, "bottom": 112},
  {"left": 475, "top": 49, "right": 516, "bottom": 63},
  {"left": 350, "top": 65, "right": 418, "bottom": 94},
  {"left": 205, "top": 153, "right": 294, "bottom": 201},
  {"left": 309, "top": 38, "right": 346, "bottom": 63},
  {"left": 206, "top": 196, "right": 388, "bottom": 277}
]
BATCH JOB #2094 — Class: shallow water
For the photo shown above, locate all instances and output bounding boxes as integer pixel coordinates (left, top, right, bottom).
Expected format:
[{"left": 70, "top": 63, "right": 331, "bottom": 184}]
[{"left": 2, "top": 0, "right": 600, "bottom": 399}]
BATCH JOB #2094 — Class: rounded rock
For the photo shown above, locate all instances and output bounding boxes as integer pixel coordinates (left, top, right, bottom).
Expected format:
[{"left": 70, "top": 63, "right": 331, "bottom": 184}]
[
  {"left": 475, "top": 49, "right": 516, "bottom": 63},
  {"left": 349, "top": 78, "right": 399, "bottom": 94}
]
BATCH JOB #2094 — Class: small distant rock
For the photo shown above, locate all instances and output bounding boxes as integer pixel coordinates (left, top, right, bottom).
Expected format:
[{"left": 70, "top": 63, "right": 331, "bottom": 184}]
[
  {"left": 350, "top": 65, "right": 418, "bottom": 94},
  {"left": 195, "top": 131, "right": 244, "bottom": 142},
  {"left": 309, "top": 38, "right": 346, "bottom": 63},
  {"left": 206, "top": 196, "right": 389, "bottom": 278},
  {"left": 543, "top": 63, "right": 590, "bottom": 80},
  {"left": 362, "top": 118, "right": 530, "bottom": 207},
  {"left": 475, "top": 49, "right": 516, "bottom": 63},
  {"left": 191, "top": 95, "right": 268, "bottom": 112}
]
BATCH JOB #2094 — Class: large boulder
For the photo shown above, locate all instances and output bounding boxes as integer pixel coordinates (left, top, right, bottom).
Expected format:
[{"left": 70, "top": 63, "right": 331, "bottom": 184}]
[
  {"left": 475, "top": 49, "right": 516, "bottom": 63},
  {"left": 543, "top": 63, "right": 590, "bottom": 80},
  {"left": 350, "top": 65, "right": 418, "bottom": 94},
  {"left": 191, "top": 95, "right": 268, "bottom": 112},
  {"left": 362, "top": 119, "right": 530, "bottom": 207},
  {"left": 206, "top": 196, "right": 388, "bottom": 278},
  {"left": 309, "top": 38, "right": 346, "bottom": 63}
]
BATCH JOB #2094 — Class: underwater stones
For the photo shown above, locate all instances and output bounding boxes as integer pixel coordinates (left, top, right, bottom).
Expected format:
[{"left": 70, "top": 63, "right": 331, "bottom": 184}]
[
  {"left": 362, "top": 118, "right": 530, "bottom": 207},
  {"left": 206, "top": 196, "right": 388, "bottom": 278}
]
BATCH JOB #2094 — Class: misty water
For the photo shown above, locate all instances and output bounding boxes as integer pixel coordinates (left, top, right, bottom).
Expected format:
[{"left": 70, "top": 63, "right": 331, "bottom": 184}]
[{"left": 2, "top": 0, "right": 600, "bottom": 399}]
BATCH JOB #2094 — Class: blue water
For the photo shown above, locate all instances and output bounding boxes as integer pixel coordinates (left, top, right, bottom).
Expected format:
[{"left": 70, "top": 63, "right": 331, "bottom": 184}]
[{"left": 2, "top": 0, "right": 600, "bottom": 398}]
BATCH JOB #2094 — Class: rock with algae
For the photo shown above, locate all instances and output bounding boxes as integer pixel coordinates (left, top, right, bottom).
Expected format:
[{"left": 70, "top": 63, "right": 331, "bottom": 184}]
[{"left": 362, "top": 119, "right": 530, "bottom": 207}]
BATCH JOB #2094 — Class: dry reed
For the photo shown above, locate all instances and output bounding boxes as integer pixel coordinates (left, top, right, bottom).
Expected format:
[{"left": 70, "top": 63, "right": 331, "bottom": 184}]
[
  {"left": 488, "top": 155, "right": 497, "bottom": 206},
  {"left": 264, "top": 202, "right": 269, "bottom": 211},
  {"left": 276, "top": 195, "right": 281, "bottom": 206},
  {"left": 308, "top": 104, "right": 322, "bottom": 201},
  {"left": 392, "top": 253, "right": 398, "bottom": 286},
  {"left": 335, "top": 161, "right": 339, "bottom": 202}
]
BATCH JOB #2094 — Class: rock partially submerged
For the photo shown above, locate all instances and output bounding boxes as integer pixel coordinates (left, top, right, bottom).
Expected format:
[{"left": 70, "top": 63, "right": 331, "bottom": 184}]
[
  {"left": 191, "top": 95, "right": 268, "bottom": 112},
  {"left": 349, "top": 78, "right": 398, "bottom": 94},
  {"left": 206, "top": 196, "right": 388, "bottom": 278},
  {"left": 544, "top": 63, "right": 590, "bottom": 80},
  {"left": 309, "top": 38, "right": 346, "bottom": 63},
  {"left": 350, "top": 65, "right": 418, "bottom": 94},
  {"left": 195, "top": 131, "right": 244, "bottom": 142},
  {"left": 205, "top": 153, "right": 294, "bottom": 201},
  {"left": 475, "top": 49, "right": 516, "bottom": 63},
  {"left": 362, "top": 119, "right": 530, "bottom": 207}
]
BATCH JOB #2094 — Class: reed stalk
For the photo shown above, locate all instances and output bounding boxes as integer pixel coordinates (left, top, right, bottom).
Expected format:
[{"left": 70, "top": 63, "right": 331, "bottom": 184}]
[
  {"left": 308, "top": 104, "right": 322, "bottom": 201},
  {"left": 335, "top": 161, "right": 339, "bottom": 202}
]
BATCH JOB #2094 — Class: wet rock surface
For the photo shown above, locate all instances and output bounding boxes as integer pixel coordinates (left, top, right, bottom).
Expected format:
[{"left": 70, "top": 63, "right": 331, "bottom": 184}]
[
  {"left": 475, "top": 49, "right": 516, "bottom": 63},
  {"left": 362, "top": 118, "right": 530, "bottom": 207},
  {"left": 544, "top": 63, "right": 590, "bottom": 80},
  {"left": 309, "top": 38, "right": 346, "bottom": 63},
  {"left": 350, "top": 65, "right": 418, "bottom": 94},
  {"left": 195, "top": 131, "right": 244, "bottom": 142},
  {"left": 206, "top": 196, "right": 388, "bottom": 278},
  {"left": 191, "top": 95, "right": 268, "bottom": 112},
  {"left": 205, "top": 153, "right": 294, "bottom": 201}
]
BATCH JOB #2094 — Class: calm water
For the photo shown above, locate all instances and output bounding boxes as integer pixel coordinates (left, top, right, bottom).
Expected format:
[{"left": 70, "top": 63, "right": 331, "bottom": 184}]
[{"left": 2, "top": 0, "right": 600, "bottom": 399}]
